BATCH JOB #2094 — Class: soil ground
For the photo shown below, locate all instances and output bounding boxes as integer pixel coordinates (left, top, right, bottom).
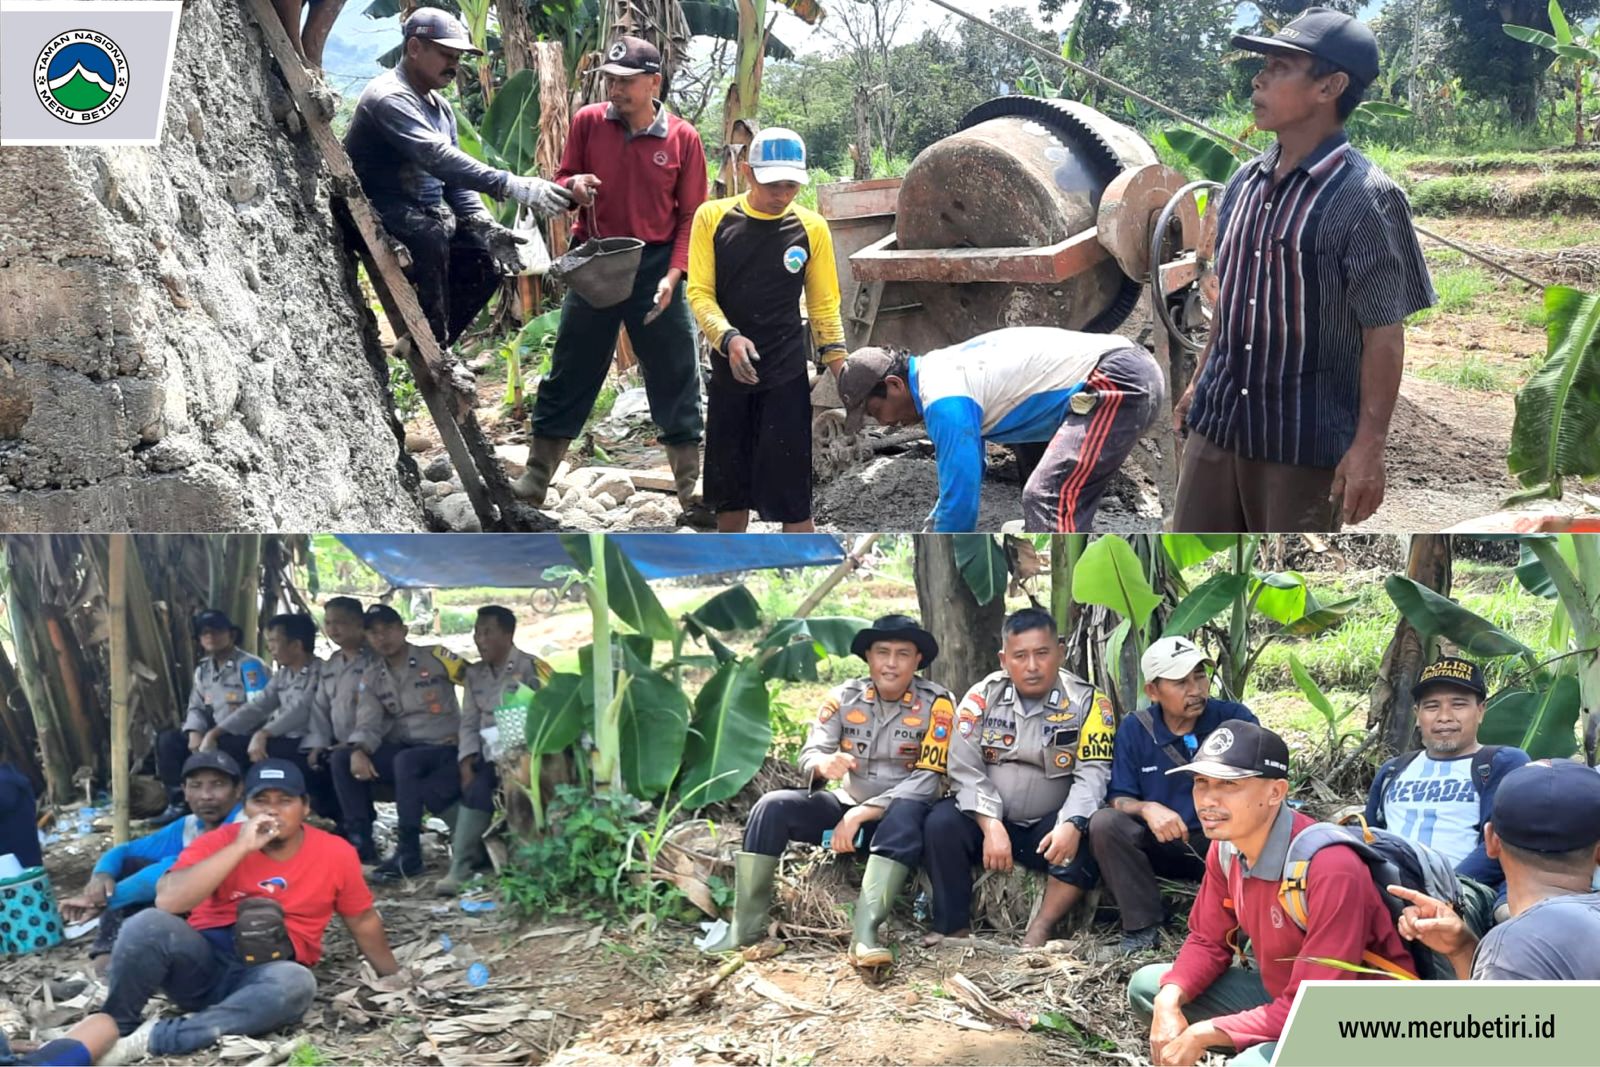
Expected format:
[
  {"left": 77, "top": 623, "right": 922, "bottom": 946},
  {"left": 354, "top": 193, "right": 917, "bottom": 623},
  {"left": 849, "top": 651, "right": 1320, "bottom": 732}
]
[{"left": 397, "top": 162, "right": 1600, "bottom": 533}]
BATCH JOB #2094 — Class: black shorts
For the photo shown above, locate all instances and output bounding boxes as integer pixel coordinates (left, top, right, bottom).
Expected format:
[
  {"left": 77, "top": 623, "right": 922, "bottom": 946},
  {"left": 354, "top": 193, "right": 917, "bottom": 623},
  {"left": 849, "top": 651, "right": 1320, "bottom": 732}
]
[{"left": 704, "top": 371, "right": 813, "bottom": 523}]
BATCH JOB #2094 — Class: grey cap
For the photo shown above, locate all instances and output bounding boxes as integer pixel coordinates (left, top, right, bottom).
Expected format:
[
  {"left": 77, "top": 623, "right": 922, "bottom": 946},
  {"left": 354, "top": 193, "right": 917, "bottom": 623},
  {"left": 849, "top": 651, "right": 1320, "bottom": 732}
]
[
  {"left": 403, "top": 7, "right": 482, "bottom": 54},
  {"left": 836, "top": 348, "right": 898, "bottom": 434}
]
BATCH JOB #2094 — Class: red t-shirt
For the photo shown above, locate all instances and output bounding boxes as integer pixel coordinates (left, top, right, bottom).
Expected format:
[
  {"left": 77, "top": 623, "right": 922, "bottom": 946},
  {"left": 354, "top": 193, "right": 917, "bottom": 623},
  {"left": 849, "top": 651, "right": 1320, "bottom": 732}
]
[
  {"left": 555, "top": 102, "right": 708, "bottom": 273},
  {"left": 173, "top": 823, "right": 374, "bottom": 966}
]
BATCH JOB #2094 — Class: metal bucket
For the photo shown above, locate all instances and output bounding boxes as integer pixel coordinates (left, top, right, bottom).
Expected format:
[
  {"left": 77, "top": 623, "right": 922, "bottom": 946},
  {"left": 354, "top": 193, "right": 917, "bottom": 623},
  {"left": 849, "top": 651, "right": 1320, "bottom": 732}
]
[{"left": 551, "top": 235, "right": 644, "bottom": 309}]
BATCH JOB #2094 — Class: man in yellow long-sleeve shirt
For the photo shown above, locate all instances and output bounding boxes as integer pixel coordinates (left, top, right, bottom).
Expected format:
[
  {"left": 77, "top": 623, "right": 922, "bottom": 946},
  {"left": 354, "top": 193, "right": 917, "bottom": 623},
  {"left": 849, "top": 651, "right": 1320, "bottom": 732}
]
[{"left": 686, "top": 128, "right": 846, "bottom": 532}]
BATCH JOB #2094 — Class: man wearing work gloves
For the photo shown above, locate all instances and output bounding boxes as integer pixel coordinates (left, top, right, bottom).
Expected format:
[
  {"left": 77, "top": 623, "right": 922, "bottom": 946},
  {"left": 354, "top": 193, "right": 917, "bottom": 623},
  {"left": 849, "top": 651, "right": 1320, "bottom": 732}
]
[
  {"left": 835, "top": 328, "right": 1164, "bottom": 532},
  {"left": 686, "top": 127, "right": 846, "bottom": 532},
  {"left": 924, "top": 608, "right": 1114, "bottom": 947},
  {"left": 700, "top": 615, "right": 954, "bottom": 971},
  {"left": 96, "top": 760, "right": 398, "bottom": 1064},
  {"left": 438, "top": 605, "right": 551, "bottom": 896},
  {"left": 514, "top": 36, "right": 710, "bottom": 523},
  {"left": 344, "top": 8, "right": 574, "bottom": 359},
  {"left": 333, "top": 604, "right": 466, "bottom": 882}
]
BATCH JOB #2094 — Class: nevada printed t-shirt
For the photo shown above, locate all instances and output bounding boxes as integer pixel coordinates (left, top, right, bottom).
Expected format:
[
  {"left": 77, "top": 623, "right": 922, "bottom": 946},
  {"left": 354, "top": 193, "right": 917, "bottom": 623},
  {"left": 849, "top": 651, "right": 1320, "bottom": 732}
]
[
  {"left": 173, "top": 823, "right": 373, "bottom": 966},
  {"left": 1378, "top": 753, "right": 1481, "bottom": 868}
]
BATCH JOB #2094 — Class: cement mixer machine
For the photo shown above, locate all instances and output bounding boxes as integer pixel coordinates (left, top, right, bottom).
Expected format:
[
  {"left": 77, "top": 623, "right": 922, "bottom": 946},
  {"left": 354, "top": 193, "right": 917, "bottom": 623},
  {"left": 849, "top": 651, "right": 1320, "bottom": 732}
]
[{"left": 813, "top": 95, "right": 1221, "bottom": 491}]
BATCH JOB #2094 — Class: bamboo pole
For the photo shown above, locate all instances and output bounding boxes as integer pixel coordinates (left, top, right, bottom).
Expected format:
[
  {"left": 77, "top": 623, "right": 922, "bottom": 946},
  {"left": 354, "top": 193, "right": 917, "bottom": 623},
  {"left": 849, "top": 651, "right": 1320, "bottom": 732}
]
[
  {"left": 109, "top": 535, "right": 130, "bottom": 844},
  {"left": 794, "top": 534, "right": 880, "bottom": 619},
  {"left": 2, "top": 540, "right": 74, "bottom": 802},
  {"left": 589, "top": 533, "right": 618, "bottom": 792}
]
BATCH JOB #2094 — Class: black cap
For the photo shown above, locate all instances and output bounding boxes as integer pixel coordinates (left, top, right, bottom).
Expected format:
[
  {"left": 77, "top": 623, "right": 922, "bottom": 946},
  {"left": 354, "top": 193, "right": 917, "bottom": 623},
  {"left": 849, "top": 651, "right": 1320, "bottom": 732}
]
[
  {"left": 402, "top": 7, "right": 483, "bottom": 54},
  {"left": 363, "top": 603, "right": 405, "bottom": 629},
  {"left": 1491, "top": 761, "right": 1600, "bottom": 852},
  {"left": 596, "top": 35, "right": 662, "bottom": 77},
  {"left": 1165, "top": 719, "right": 1290, "bottom": 780},
  {"left": 193, "top": 609, "right": 239, "bottom": 638},
  {"left": 181, "top": 750, "right": 242, "bottom": 782},
  {"left": 243, "top": 759, "right": 308, "bottom": 800},
  {"left": 1231, "top": 8, "right": 1380, "bottom": 88},
  {"left": 1412, "top": 656, "right": 1487, "bottom": 701},
  {"left": 849, "top": 614, "right": 938, "bottom": 667},
  {"left": 836, "top": 347, "right": 899, "bottom": 434}
]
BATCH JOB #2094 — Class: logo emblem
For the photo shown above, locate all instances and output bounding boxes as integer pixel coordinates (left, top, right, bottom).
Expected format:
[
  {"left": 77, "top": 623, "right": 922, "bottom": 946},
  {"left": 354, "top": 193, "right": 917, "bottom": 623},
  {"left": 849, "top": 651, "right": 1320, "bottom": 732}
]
[
  {"left": 34, "top": 31, "right": 129, "bottom": 125},
  {"left": 257, "top": 877, "right": 288, "bottom": 894},
  {"left": 1201, "top": 728, "right": 1234, "bottom": 756},
  {"left": 608, "top": 41, "right": 628, "bottom": 61},
  {"left": 653, "top": 149, "right": 669, "bottom": 166},
  {"left": 783, "top": 245, "right": 808, "bottom": 274}
]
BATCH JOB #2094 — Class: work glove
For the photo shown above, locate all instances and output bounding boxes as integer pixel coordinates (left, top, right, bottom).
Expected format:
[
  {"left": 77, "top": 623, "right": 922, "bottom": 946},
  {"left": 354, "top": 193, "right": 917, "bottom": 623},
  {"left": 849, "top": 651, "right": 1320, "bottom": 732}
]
[
  {"left": 505, "top": 174, "right": 576, "bottom": 218},
  {"left": 461, "top": 215, "right": 531, "bottom": 275}
]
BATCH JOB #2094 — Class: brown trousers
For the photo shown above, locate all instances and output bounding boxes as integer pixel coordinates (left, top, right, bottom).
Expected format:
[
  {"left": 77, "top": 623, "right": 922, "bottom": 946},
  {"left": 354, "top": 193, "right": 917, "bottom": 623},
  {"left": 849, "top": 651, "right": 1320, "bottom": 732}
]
[{"left": 1171, "top": 432, "right": 1340, "bottom": 532}]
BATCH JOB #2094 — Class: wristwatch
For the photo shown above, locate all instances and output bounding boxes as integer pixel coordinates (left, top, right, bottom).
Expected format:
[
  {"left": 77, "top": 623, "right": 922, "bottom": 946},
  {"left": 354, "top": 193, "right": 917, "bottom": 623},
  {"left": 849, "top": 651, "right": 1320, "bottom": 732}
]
[{"left": 1067, "top": 814, "right": 1090, "bottom": 834}]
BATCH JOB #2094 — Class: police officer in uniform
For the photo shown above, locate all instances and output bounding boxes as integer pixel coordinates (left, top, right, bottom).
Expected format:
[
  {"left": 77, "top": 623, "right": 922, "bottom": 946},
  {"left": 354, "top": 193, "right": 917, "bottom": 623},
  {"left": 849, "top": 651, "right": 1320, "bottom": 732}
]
[
  {"left": 700, "top": 615, "right": 955, "bottom": 970},
  {"left": 197, "top": 613, "right": 339, "bottom": 819},
  {"left": 150, "top": 611, "right": 271, "bottom": 827},
  {"left": 334, "top": 604, "right": 466, "bottom": 881},
  {"left": 924, "top": 608, "right": 1115, "bottom": 947},
  {"left": 437, "top": 605, "right": 552, "bottom": 896},
  {"left": 303, "top": 597, "right": 378, "bottom": 857}
]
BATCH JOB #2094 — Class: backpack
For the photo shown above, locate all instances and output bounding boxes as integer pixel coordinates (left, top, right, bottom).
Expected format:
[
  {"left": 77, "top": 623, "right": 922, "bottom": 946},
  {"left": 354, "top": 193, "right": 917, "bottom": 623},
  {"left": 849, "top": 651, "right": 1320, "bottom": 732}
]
[
  {"left": 1217, "top": 815, "right": 1471, "bottom": 981},
  {"left": 1372, "top": 746, "right": 1502, "bottom": 831},
  {"left": 1132, "top": 707, "right": 1198, "bottom": 769}
]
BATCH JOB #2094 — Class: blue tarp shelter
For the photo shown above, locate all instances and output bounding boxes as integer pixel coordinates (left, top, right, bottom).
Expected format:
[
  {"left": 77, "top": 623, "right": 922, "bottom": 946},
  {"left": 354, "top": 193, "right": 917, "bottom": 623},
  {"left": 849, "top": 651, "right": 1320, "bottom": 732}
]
[{"left": 337, "top": 534, "right": 848, "bottom": 588}]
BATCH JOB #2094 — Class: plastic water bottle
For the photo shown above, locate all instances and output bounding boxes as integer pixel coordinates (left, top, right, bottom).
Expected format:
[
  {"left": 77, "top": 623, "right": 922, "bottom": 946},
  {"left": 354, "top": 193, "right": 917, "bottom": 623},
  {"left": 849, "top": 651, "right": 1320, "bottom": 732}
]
[
  {"left": 466, "top": 962, "right": 489, "bottom": 987},
  {"left": 913, "top": 890, "right": 930, "bottom": 923},
  {"left": 439, "top": 934, "right": 453, "bottom": 951}
]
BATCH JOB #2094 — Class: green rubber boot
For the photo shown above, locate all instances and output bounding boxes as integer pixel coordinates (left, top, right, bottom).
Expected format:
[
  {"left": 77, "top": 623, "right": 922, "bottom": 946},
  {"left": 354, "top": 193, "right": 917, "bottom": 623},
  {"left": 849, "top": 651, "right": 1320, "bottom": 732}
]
[
  {"left": 699, "top": 851, "right": 778, "bottom": 953},
  {"left": 435, "top": 806, "right": 494, "bottom": 897},
  {"left": 849, "top": 855, "right": 913, "bottom": 970}
]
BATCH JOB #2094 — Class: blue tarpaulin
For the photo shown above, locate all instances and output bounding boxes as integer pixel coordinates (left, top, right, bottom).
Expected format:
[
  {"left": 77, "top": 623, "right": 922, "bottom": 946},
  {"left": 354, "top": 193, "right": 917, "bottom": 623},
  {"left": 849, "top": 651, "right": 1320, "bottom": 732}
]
[{"left": 336, "top": 534, "right": 848, "bottom": 588}]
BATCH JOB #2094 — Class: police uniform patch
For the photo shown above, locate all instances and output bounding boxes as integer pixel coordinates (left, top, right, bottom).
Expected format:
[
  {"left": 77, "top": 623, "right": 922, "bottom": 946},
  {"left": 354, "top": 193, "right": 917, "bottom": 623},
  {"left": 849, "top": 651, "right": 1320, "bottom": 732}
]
[
  {"left": 902, "top": 716, "right": 924, "bottom": 728},
  {"left": 1095, "top": 692, "right": 1115, "bottom": 729},
  {"left": 1046, "top": 710, "right": 1073, "bottom": 723},
  {"left": 841, "top": 738, "right": 855, "bottom": 751},
  {"left": 982, "top": 747, "right": 998, "bottom": 763},
  {"left": 1078, "top": 695, "right": 1117, "bottom": 762},
  {"left": 958, "top": 718, "right": 975, "bottom": 737},
  {"left": 864, "top": 686, "right": 877, "bottom": 701},
  {"left": 818, "top": 697, "right": 839, "bottom": 724},
  {"left": 845, "top": 709, "right": 869, "bottom": 725},
  {"left": 1001, "top": 734, "right": 1015, "bottom": 747},
  {"left": 1054, "top": 751, "right": 1074, "bottom": 769},
  {"left": 914, "top": 694, "right": 955, "bottom": 775}
]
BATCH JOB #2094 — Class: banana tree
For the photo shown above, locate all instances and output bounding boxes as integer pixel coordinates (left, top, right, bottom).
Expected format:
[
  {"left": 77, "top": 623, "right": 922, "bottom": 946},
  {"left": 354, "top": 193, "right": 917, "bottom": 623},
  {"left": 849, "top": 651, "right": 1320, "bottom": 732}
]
[
  {"left": 1071, "top": 534, "right": 1165, "bottom": 713},
  {"left": 1511, "top": 535, "right": 1600, "bottom": 761},
  {"left": 1505, "top": 286, "right": 1600, "bottom": 503},
  {"left": 1159, "top": 535, "right": 1358, "bottom": 698},
  {"left": 1504, "top": 0, "right": 1600, "bottom": 147}
]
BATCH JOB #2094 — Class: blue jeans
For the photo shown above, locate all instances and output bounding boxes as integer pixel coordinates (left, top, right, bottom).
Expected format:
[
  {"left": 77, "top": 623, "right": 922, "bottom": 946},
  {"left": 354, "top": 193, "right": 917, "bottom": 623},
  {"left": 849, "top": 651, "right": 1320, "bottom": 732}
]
[{"left": 101, "top": 910, "right": 316, "bottom": 1055}]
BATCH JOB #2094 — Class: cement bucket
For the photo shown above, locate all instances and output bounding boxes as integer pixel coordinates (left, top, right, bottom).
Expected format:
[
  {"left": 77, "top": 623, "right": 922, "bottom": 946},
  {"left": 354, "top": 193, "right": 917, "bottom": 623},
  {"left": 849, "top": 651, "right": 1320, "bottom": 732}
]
[{"left": 551, "top": 234, "right": 644, "bottom": 309}]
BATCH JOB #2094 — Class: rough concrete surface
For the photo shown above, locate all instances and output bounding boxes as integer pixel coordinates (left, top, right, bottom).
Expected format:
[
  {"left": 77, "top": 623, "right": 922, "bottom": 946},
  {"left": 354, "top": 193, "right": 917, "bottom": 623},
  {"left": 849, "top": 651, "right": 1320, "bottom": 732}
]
[{"left": 0, "top": 0, "right": 421, "bottom": 531}]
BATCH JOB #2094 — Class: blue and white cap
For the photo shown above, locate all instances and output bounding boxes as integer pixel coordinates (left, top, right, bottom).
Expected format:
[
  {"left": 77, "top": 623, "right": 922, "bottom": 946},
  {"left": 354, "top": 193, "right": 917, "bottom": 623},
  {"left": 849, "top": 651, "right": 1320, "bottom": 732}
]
[{"left": 748, "top": 127, "right": 808, "bottom": 185}]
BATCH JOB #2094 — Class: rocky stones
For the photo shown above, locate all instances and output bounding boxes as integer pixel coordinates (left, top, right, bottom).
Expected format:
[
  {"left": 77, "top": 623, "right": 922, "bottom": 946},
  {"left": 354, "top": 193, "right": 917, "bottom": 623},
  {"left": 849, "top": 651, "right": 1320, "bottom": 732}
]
[
  {"left": 588, "top": 472, "right": 635, "bottom": 504},
  {"left": 405, "top": 432, "right": 432, "bottom": 454},
  {"left": 422, "top": 455, "right": 453, "bottom": 482},
  {"left": 436, "top": 492, "right": 482, "bottom": 532}
]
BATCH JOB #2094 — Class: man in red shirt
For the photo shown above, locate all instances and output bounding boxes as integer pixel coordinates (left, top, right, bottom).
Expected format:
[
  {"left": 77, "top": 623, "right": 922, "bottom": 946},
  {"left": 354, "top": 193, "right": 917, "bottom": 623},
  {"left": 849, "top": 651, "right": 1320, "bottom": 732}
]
[
  {"left": 512, "top": 35, "right": 711, "bottom": 524},
  {"left": 1127, "top": 721, "right": 1414, "bottom": 1066},
  {"left": 96, "top": 760, "right": 399, "bottom": 1063}
]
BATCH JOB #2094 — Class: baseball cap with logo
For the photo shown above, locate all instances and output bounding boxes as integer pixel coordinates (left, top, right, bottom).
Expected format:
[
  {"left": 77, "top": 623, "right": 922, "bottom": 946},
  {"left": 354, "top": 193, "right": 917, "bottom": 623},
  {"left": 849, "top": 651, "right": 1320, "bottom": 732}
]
[
  {"left": 1491, "top": 760, "right": 1600, "bottom": 853},
  {"left": 363, "top": 603, "right": 405, "bottom": 629},
  {"left": 1231, "top": 7, "right": 1379, "bottom": 87},
  {"left": 1141, "top": 635, "right": 1212, "bottom": 682},
  {"left": 836, "top": 348, "right": 900, "bottom": 434},
  {"left": 597, "top": 36, "right": 662, "bottom": 76},
  {"left": 402, "top": 7, "right": 484, "bottom": 55},
  {"left": 748, "top": 127, "right": 809, "bottom": 185},
  {"left": 1164, "top": 719, "right": 1290, "bottom": 780},
  {"left": 182, "top": 749, "right": 242, "bottom": 782},
  {"left": 244, "top": 759, "right": 308, "bottom": 800},
  {"left": 1411, "top": 656, "right": 1487, "bottom": 700},
  {"left": 192, "top": 609, "right": 240, "bottom": 638}
]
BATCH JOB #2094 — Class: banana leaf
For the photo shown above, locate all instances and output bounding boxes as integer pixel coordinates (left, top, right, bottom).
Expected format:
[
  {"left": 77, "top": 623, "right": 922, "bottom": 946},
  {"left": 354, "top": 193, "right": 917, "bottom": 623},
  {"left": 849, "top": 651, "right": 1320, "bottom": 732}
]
[
  {"left": 1507, "top": 287, "right": 1600, "bottom": 501},
  {"left": 563, "top": 535, "right": 675, "bottom": 641},
  {"left": 1161, "top": 534, "right": 1237, "bottom": 571},
  {"left": 617, "top": 651, "right": 690, "bottom": 798},
  {"left": 481, "top": 69, "right": 540, "bottom": 177},
  {"left": 1280, "top": 592, "right": 1359, "bottom": 636},
  {"left": 678, "top": 659, "right": 771, "bottom": 806},
  {"left": 1163, "top": 572, "right": 1249, "bottom": 636},
  {"left": 1480, "top": 676, "right": 1581, "bottom": 758},
  {"left": 1072, "top": 536, "right": 1162, "bottom": 630},
  {"left": 688, "top": 585, "right": 762, "bottom": 632},
  {"left": 682, "top": 0, "right": 795, "bottom": 56},
  {"left": 1503, "top": 24, "right": 1560, "bottom": 50},
  {"left": 953, "top": 534, "right": 1008, "bottom": 605},
  {"left": 681, "top": 617, "right": 737, "bottom": 663},
  {"left": 1383, "top": 575, "right": 1534, "bottom": 660},
  {"left": 1288, "top": 653, "right": 1344, "bottom": 729},
  {"left": 757, "top": 616, "right": 871, "bottom": 681},
  {"left": 525, "top": 674, "right": 588, "bottom": 755},
  {"left": 1514, "top": 536, "right": 1565, "bottom": 599},
  {"left": 1251, "top": 572, "right": 1309, "bottom": 627},
  {"left": 1161, "top": 128, "right": 1242, "bottom": 183}
]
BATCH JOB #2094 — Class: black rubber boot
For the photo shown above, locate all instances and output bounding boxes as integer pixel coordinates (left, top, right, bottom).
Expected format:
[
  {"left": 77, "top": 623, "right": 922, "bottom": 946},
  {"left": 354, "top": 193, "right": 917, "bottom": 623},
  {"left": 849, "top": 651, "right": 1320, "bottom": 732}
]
[
  {"left": 344, "top": 822, "right": 379, "bottom": 864},
  {"left": 372, "top": 826, "right": 424, "bottom": 882}
]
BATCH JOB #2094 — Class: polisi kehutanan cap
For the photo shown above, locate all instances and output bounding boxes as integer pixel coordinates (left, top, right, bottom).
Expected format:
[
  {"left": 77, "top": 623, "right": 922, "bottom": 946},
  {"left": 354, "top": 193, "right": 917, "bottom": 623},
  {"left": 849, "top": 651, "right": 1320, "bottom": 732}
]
[{"left": 1411, "top": 656, "right": 1487, "bottom": 700}]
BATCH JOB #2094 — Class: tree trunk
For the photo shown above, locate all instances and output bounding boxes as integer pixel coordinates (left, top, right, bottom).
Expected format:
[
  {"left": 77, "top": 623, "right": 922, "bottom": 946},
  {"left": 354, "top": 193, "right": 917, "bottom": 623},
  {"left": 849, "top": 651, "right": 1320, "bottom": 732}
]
[
  {"left": 724, "top": 0, "right": 767, "bottom": 142},
  {"left": 1367, "top": 535, "right": 1452, "bottom": 755},
  {"left": 1576, "top": 70, "right": 1586, "bottom": 148},
  {"left": 914, "top": 536, "right": 1004, "bottom": 697},
  {"left": 852, "top": 84, "right": 872, "bottom": 180},
  {"left": 496, "top": 0, "right": 536, "bottom": 75},
  {"left": 110, "top": 535, "right": 132, "bottom": 845}
]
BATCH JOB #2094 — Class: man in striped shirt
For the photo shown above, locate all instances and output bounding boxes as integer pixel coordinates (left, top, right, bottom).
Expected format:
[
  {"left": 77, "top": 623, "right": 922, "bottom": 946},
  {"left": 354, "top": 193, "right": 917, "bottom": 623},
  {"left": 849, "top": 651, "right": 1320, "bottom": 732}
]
[{"left": 1172, "top": 9, "right": 1435, "bottom": 533}]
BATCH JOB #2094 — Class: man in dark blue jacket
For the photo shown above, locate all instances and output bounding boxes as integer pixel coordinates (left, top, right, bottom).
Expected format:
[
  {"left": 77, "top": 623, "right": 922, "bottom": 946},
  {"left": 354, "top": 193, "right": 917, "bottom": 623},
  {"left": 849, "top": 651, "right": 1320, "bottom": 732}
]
[
  {"left": 1088, "top": 636, "right": 1257, "bottom": 952},
  {"left": 1364, "top": 656, "right": 1529, "bottom": 903}
]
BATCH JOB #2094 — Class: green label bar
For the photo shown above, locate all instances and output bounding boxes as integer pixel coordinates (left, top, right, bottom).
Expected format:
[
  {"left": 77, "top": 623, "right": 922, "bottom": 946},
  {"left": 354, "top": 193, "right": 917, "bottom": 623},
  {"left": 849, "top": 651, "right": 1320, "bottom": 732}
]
[{"left": 1275, "top": 982, "right": 1600, "bottom": 1067}]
